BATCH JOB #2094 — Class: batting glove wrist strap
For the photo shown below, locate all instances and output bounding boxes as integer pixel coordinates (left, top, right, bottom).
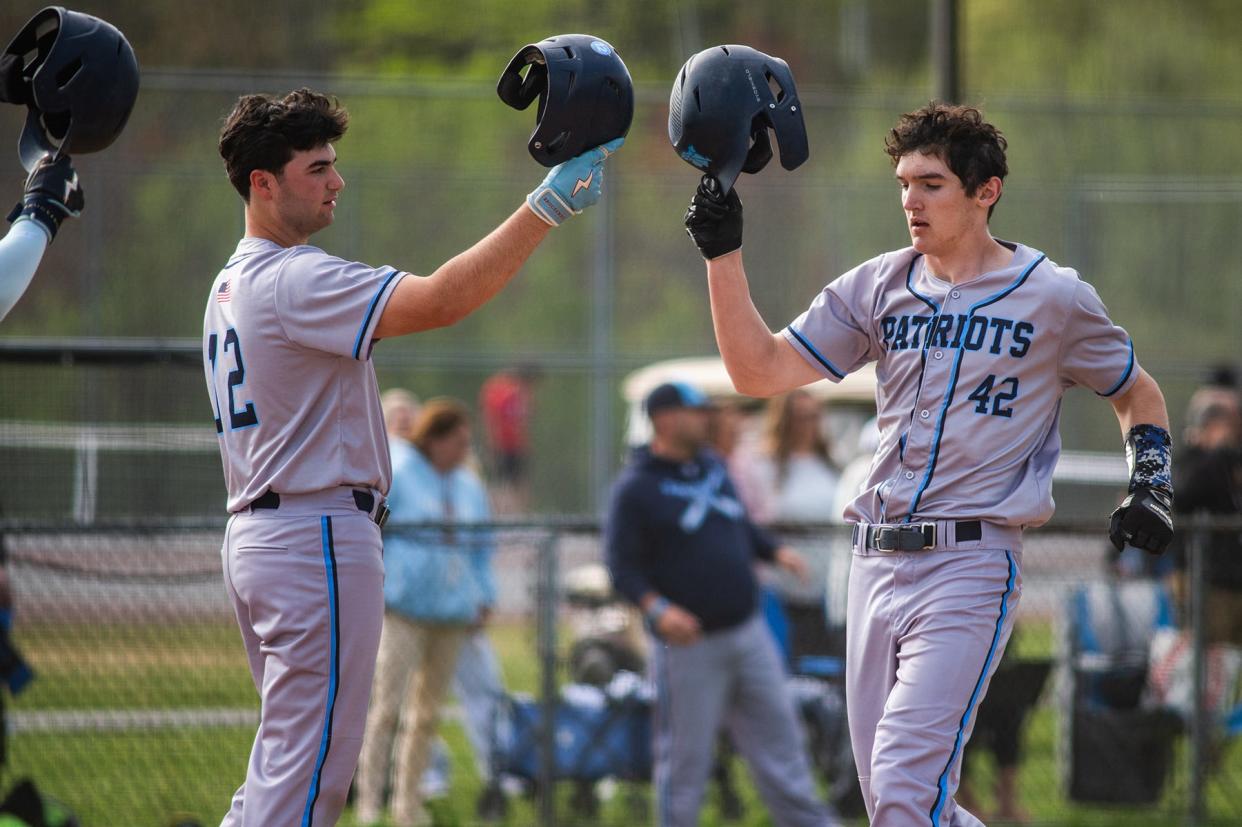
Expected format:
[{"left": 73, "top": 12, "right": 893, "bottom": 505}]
[
  {"left": 7, "top": 154, "right": 84, "bottom": 242},
  {"left": 526, "top": 188, "right": 575, "bottom": 226},
  {"left": 526, "top": 137, "right": 624, "bottom": 227},
  {"left": 684, "top": 175, "right": 743, "bottom": 260}
]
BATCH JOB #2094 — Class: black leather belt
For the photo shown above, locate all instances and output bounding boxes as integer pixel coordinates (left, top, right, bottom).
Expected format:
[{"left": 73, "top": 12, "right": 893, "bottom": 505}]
[
  {"left": 249, "top": 490, "right": 390, "bottom": 528},
  {"left": 860, "top": 520, "right": 982, "bottom": 551}
]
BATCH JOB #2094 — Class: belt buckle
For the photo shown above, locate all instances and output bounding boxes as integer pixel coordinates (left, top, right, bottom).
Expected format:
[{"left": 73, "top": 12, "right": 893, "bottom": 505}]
[
  {"left": 374, "top": 502, "right": 391, "bottom": 529},
  {"left": 872, "top": 526, "right": 899, "bottom": 551},
  {"left": 873, "top": 523, "right": 936, "bottom": 551}
]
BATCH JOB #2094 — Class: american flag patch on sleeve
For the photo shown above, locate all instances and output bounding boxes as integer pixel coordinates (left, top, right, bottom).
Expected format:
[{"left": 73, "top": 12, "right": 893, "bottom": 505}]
[{"left": 216, "top": 280, "right": 231, "bottom": 303}]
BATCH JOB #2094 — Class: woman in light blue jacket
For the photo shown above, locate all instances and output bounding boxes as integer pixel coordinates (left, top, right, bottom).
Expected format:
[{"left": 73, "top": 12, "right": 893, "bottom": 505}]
[{"left": 355, "top": 398, "right": 496, "bottom": 827}]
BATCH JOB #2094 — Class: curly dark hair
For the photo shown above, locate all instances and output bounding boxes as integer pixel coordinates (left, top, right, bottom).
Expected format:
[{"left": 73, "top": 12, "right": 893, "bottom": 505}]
[
  {"left": 218, "top": 88, "right": 349, "bottom": 201},
  {"left": 885, "top": 102, "right": 1008, "bottom": 217}
]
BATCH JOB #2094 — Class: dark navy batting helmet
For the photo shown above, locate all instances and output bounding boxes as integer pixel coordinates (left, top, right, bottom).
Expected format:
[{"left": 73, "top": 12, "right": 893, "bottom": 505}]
[
  {"left": 0, "top": 6, "right": 140, "bottom": 171},
  {"left": 669, "top": 44, "right": 809, "bottom": 194},
  {"left": 497, "top": 33, "right": 633, "bottom": 167}
]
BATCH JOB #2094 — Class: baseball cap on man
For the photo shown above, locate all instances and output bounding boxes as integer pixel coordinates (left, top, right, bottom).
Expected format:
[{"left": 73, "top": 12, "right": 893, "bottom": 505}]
[{"left": 645, "top": 381, "right": 713, "bottom": 418}]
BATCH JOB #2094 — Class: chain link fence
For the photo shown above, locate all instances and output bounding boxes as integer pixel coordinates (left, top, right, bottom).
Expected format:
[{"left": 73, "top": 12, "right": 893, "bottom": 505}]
[
  {"left": 0, "top": 517, "right": 1239, "bottom": 826},
  {"left": 2, "top": 64, "right": 1242, "bottom": 823},
  {"left": 1, "top": 71, "right": 1240, "bottom": 511},
  {"left": 0, "top": 346, "right": 1240, "bottom": 825}
]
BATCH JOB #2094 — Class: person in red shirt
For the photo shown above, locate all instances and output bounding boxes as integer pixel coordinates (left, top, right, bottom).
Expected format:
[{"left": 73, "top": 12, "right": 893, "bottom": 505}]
[{"left": 480, "top": 363, "right": 542, "bottom": 513}]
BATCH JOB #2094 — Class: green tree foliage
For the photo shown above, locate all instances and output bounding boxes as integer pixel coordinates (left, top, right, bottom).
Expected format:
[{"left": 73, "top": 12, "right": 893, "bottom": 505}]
[{"left": 2, "top": 1, "right": 1241, "bottom": 509}]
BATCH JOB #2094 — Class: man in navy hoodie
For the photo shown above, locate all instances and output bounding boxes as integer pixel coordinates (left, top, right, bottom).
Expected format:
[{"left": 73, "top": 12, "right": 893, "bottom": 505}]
[{"left": 605, "top": 381, "right": 838, "bottom": 827}]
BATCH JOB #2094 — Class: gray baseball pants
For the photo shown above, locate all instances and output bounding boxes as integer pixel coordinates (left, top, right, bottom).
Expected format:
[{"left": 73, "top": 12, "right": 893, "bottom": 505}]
[
  {"left": 219, "top": 489, "right": 386, "bottom": 827},
  {"left": 846, "top": 525, "right": 1023, "bottom": 826},
  {"left": 650, "top": 611, "right": 837, "bottom": 827}
]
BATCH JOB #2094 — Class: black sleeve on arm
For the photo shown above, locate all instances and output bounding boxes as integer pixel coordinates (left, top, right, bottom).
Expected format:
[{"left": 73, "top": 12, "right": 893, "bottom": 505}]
[
  {"left": 605, "top": 483, "right": 654, "bottom": 607},
  {"left": 748, "top": 519, "right": 780, "bottom": 563}
]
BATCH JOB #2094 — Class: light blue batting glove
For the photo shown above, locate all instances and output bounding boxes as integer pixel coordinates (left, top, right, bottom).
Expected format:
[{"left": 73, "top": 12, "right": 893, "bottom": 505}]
[{"left": 526, "top": 137, "right": 625, "bottom": 226}]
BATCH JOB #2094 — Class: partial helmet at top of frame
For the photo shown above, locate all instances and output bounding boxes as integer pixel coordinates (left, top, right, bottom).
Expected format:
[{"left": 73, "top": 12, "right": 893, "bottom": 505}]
[
  {"left": 0, "top": 6, "right": 140, "bottom": 171},
  {"left": 497, "top": 33, "right": 633, "bottom": 167},
  {"left": 669, "top": 44, "right": 809, "bottom": 194}
]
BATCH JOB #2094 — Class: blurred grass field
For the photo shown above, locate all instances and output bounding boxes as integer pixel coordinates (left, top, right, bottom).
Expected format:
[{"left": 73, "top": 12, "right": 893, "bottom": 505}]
[{"left": 3, "top": 618, "right": 1239, "bottom": 826}]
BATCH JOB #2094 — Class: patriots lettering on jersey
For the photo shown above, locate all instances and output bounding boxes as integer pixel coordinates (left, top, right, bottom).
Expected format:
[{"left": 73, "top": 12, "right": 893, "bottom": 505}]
[{"left": 880, "top": 313, "right": 1034, "bottom": 357}]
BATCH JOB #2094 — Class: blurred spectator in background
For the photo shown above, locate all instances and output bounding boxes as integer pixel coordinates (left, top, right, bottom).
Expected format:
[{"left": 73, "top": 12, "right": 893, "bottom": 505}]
[
  {"left": 707, "top": 398, "right": 765, "bottom": 516},
  {"left": 420, "top": 617, "right": 513, "bottom": 818},
  {"left": 605, "top": 381, "right": 837, "bottom": 827},
  {"left": 831, "top": 417, "right": 880, "bottom": 522},
  {"left": 479, "top": 363, "right": 542, "bottom": 514},
  {"left": 381, "top": 387, "right": 421, "bottom": 444},
  {"left": 955, "top": 628, "right": 1037, "bottom": 824},
  {"left": 741, "top": 390, "right": 840, "bottom": 525},
  {"left": 1168, "top": 365, "right": 1242, "bottom": 644},
  {"left": 355, "top": 399, "right": 496, "bottom": 827}
]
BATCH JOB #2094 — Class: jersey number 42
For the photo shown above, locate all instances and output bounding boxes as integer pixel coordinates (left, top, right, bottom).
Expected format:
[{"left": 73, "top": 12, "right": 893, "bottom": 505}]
[{"left": 967, "top": 374, "right": 1020, "bottom": 418}]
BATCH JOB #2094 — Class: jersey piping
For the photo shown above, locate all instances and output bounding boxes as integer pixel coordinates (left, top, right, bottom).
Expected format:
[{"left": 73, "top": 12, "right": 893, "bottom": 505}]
[
  {"left": 303, "top": 516, "right": 342, "bottom": 826},
  {"left": 786, "top": 325, "right": 845, "bottom": 379},
  {"left": 352, "top": 269, "right": 399, "bottom": 360},
  {"left": 1099, "top": 338, "right": 1135, "bottom": 397},
  {"left": 928, "top": 549, "right": 1016, "bottom": 825},
  {"left": 904, "top": 254, "right": 1047, "bottom": 520}
]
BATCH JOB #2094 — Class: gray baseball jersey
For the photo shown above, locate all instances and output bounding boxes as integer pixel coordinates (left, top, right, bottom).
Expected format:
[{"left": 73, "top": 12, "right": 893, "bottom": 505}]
[
  {"left": 203, "top": 236, "right": 406, "bottom": 827},
  {"left": 782, "top": 242, "right": 1137, "bottom": 528},
  {"left": 781, "top": 241, "right": 1135, "bottom": 825},
  {"left": 203, "top": 237, "right": 406, "bottom": 512}
]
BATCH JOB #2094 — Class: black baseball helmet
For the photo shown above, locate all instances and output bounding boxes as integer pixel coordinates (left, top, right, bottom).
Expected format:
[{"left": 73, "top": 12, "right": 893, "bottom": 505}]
[
  {"left": 497, "top": 33, "right": 633, "bottom": 167},
  {"left": 1, "top": 6, "right": 140, "bottom": 171},
  {"left": 669, "top": 44, "right": 809, "bottom": 194}
]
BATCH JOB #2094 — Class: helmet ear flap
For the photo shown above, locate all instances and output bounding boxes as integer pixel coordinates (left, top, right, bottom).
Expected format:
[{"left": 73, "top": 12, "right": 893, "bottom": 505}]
[
  {"left": 497, "top": 52, "right": 547, "bottom": 111},
  {"left": 740, "top": 121, "right": 773, "bottom": 175}
]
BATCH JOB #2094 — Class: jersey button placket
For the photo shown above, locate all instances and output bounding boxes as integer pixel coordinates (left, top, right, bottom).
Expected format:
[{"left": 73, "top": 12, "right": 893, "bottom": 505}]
[{"left": 900, "top": 288, "right": 956, "bottom": 512}]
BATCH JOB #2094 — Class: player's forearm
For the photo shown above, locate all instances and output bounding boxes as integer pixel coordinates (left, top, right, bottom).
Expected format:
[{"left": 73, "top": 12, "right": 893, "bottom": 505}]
[
  {"left": 1110, "top": 368, "right": 1170, "bottom": 433},
  {"left": 377, "top": 206, "right": 550, "bottom": 337},
  {"left": 0, "top": 220, "right": 50, "bottom": 322},
  {"left": 427, "top": 205, "right": 551, "bottom": 325},
  {"left": 706, "top": 252, "right": 782, "bottom": 396}
]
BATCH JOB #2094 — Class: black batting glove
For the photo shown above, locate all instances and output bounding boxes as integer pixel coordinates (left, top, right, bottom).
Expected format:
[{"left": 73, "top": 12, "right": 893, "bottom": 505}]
[
  {"left": 1109, "top": 485, "right": 1174, "bottom": 554},
  {"left": 684, "top": 175, "right": 743, "bottom": 260},
  {"left": 7, "top": 154, "right": 84, "bottom": 241},
  {"left": 1109, "top": 424, "right": 1175, "bottom": 555}
]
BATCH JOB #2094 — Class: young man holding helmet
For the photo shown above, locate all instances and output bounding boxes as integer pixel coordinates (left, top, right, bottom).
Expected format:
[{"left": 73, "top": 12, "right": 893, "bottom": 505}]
[
  {"left": 206, "top": 32, "right": 630, "bottom": 826},
  {"left": 681, "top": 89, "right": 1171, "bottom": 826}
]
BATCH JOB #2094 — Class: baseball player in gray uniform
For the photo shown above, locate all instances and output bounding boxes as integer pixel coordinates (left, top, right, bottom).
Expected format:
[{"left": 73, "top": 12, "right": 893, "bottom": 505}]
[
  {"left": 204, "top": 88, "right": 621, "bottom": 827},
  {"left": 684, "top": 102, "right": 1174, "bottom": 825}
]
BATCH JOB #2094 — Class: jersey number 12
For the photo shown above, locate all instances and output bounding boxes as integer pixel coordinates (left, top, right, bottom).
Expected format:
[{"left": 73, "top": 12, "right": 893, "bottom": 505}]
[{"left": 207, "top": 329, "right": 259, "bottom": 433}]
